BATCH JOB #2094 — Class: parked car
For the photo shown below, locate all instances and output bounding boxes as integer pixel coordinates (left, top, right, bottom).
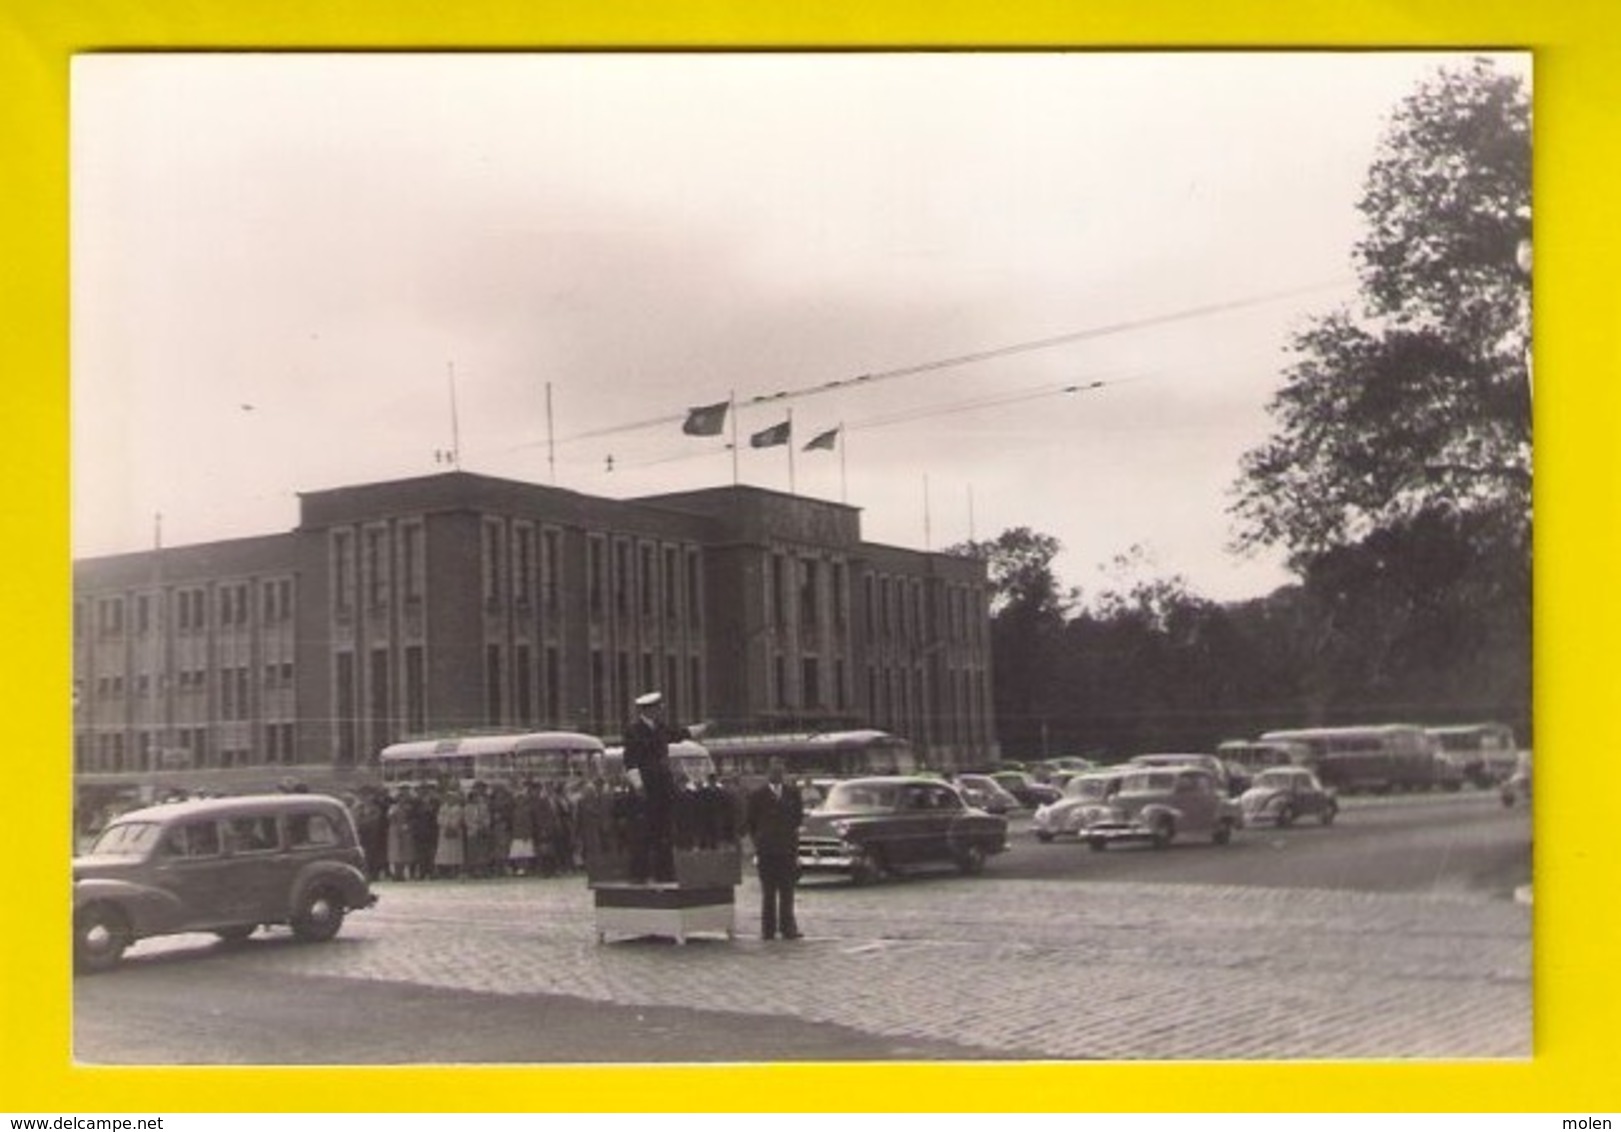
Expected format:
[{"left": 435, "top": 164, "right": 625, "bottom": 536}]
[
  {"left": 989, "top": 770, "right": 1062, "bottom": 809},
  {"left": 1128, "top": 753, "right": 1236, "bottom": 797},
  {"left": 1499, "top": 751, "right": 1532, "bottom": 808},
  {"left": 72, "top": 793, "right": 378, "bottom": 973},
  {"left": 1084, "top": 767, "right": 1242, "bottom": 850},
  {"left": 797, "top": 776, "right": 1010, "bottom": 884},
  {"left": 1030, "top": 769, "right": 1127, "bottom": 842},
  {"left": 1238, "top": 767, "right": 1339, "bottom": 827},
  {"left": 1030, "top": 757, "right": 1098, "bottom": 782},
  {"left": 952, "top": 773, "right": 1022, "bottom": 815}
]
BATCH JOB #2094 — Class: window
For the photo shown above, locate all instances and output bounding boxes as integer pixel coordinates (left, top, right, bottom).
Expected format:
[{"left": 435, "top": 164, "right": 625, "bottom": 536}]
[
  {"left": 515, "top": 525, "right": 536, "bottom": 605},
  {"left": 225, "top": 815, "right": 280, "bottom": 854},
  {"left": 483, "top": 521, "right": 505, "bottom": 607},
  {"left": 613, "top": 541, "right": 631, "bottom": 617},
  {"left": 640, "top": 544, "right": 656, "bottom": 616},
  {"left": 332, "top": 531, "right": 355, "bottom": 615},
  {"left": 485, "top": 645, "right": 503, "bottom": 725},
  {"left": 405, "top": 646, "right": 426, "bottom": 733},
  {"left": 771, "top": 555, "right": 787, "bottom": 625},
  {"left": 136, "top": 594, "right": 152, "bottom": 634},
  {"left": 800, "top": 559, "right": 819, "bottom": 627},
  {"left": 542, "top": 529, "right": 561, "bottom": 614},
  {"left": 164, "top": 821, "right": 222, "bottom": 858},
  {"left": 832, "top": 562, "right": 847, "bottom": 628},
  {"left": 99, "top": 598, "right": 125, "bottom": 638},
  {"left": 802, "top": 657, "right": 820, "bottom": 709},
  {"left": 686, "top": 549, "right": 702, "bottom": 625},
  {"left": 401, "top": 524, "right": 424, "bottom": 603},
  {"left": 663, "top": 547, "right": 679, "bottom": 623},
  {"left": 286, "top": 812, "right": 339, "bottom": 848},
  {"left": 587, "top": 538, "right": 605, "bottom": 618},
  {"left": 365, "top": 527, "right": 389, "bottom": 609},
  {"left": 515, "top": 645, "right": 533, "bottom": 726}
]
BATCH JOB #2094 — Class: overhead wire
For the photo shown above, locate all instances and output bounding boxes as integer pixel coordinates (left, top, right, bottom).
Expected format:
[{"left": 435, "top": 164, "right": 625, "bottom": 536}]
[{"left": 518, "top": 277, "right": 1352, "bottom": 450}]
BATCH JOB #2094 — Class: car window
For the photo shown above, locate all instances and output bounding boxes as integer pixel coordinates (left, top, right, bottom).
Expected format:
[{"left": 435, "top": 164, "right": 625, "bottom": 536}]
[
  {"left": 89, "top": 821, "right": 162, "bottom": 857},
  {"left": 286, "top": 811, "right": 340, "bottom": 848},
  {"left": 928, "top": 785, "right": 964, "bottom": 811},
  {"left": 163, "top": 820, "right": 223, "bottom": 858},
  {"left": 224, "top": 815, "right": 281, "bottom": 854},
  {"left": 825, "top": 783, "right": 898, "bottom": 812}
]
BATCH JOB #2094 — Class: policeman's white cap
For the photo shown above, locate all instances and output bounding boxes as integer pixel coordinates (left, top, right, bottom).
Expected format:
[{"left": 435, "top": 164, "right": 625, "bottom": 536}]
[{"left": 634, "top": 691, "right": 664, "bottom": 707}]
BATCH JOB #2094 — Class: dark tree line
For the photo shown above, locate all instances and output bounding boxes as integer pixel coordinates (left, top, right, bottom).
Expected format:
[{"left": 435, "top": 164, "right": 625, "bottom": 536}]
[{"left": 949, "top": 59, "right": 1531, "bottom": 761}]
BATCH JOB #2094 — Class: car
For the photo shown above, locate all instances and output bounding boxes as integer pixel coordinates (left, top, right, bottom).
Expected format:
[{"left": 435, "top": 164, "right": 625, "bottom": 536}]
[
  {"left": 1128, "top": 752, "right": 1236, "bottom": 796},
  {"left": 1030, "top": 756, "right": 1098, "bottom": 782},
  {"left": 72, "top": 793, "right": 378, "bottom": 973},
  {"left": 952, "top": 773, "right": 1023, "bottom": 814},
  {"left": 1499, "top": 751, "right": 1532, "bottom": 808},
  {"left": 1083, "top": 767, "right": 1242, "bottom": 850},
  {"left": 1030, "top": 769, "right": 1128, "bottom": 842},
  {"left": 1238, "top": 767, "right": 1339, "bottom": 827},
  {"left": 1215, "top": 739, "right": 1305, "bottom": 795},
  {"left": 797, "top": 776, "right": 1010, "bottom": 884},
  {"left": 989, "top": 770, "right": 1062, "bottom": 809}
]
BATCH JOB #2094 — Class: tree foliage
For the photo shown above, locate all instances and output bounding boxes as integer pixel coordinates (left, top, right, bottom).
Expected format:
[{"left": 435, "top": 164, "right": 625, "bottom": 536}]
[{"left": 1232, "top": 58, "right": 1530, "bottom": 566}]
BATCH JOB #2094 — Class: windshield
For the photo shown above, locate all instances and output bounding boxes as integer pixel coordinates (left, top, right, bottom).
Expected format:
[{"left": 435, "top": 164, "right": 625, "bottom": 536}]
[
  {"left": 1119, "top": 771, "right": 1176, "bottom": 793},
  {"left": 823, "top": 782, "right": 901, "bottom": 812},
  {"left": 87, "top": 821, "right": 163, "bottom": 857},
  {"left": 1253, "top": 769, "right": 1301, "bottom": 789}
]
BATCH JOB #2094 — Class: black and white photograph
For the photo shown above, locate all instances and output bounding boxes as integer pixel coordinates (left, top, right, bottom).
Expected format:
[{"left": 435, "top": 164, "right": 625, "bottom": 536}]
[{"left": 69, "top": 51, "right": 1532, "bottom": 1065}]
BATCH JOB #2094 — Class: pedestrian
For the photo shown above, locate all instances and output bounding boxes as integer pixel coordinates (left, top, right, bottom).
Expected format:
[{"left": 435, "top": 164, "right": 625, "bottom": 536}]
[
  {"left": 409, "top": 783, "right": 440, "bottom": 880},
  {"left": 435, "top": 788, "right": 466, "bottom": 880},
  {"left": 621, "top": 690, "right": 702, "bottom": 883},
  {"left": 385, "top": 785, "right": 417, "bottom": 882},
  {"left": 507, "top": 780, "right": 537, "bottom": 876},
  {"left": 463, "top": 781, "right": 491, "bottom": 878},
  {"left": 354, "top": 787, "right": 389, "bottom": 881},
  {"left": 745, "top": 757, "right": 805, "bottom": 941}
]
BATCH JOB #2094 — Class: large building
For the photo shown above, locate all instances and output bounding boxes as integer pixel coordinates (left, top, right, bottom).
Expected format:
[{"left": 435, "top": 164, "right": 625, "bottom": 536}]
[{"left": 72, "top": 472, "right": 997, "bottom": 782}]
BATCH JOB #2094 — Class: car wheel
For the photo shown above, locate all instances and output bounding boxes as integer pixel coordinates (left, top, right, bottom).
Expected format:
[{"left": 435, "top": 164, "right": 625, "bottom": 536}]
[
  {"left": 74, "top": 903, "right": 130, "bottom": 974},
  {"left": 290, "top": 884, "right": 347, "bottom": 942},
  {"left": 1088, "top": 837, "right": 1107, "bottom": 852},
  {"left": 1500, "top": 790, "right": 1515, "bottom": 808},
  {"left": 215, "top": 925, "right": 256, "bottom": 943},
  {"left": 955, "top": 844, "right": 987, "bottom": 875},
  {"left": 1319, "top": 805, "right": 1337, "bottom": 826},
  {"left": 1035, "top": 831, "right": 1054, "bottom": 843},
  {"left": 1150, "top": 818, "right": 1175, "bottom": 849},
  {"left": 1275, "top": 805, "right": 1294, "bottom": 829},
  {"left": 1212, "top": 820, "right": 1233, "bottom": 845},
  {"left": 850, "top": 853, "right": 882, "bottom": 886}
]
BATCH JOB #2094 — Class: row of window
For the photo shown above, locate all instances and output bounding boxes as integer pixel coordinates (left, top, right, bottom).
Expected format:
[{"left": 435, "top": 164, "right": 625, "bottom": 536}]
[
  {"left": 77, "top": 723, "right": 300, "bottom": 774},
  {"left": 85, "top": 579, "right": 296, "bottom": 640},
  {"left": 585, "top": 535, "right": 703, "bottom": 626},
  {"left": 84, "top": 662, "right": 296, "bottom": 702},
  {"left": 862, "top": 574, "right": 987, "bottom": 647}
]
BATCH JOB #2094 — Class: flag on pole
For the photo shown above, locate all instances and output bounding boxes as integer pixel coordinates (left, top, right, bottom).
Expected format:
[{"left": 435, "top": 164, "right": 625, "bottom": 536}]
[
  {"left": 682, "top": 400, "right": 730, "bottom": 436},
  {"left": 749, "top": 419, "right": 792, "bottom": 448},
  {"left": 803, "top": 426, "right": 840, "bottom": 452}
]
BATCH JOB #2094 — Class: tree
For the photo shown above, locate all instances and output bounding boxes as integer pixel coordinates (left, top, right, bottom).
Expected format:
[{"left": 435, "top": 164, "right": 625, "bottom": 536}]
[
  {"left": 1232, "top": 58, "right": 1530, "bottom": 565},
  {"left": 1229, "top": 58, "right": 1531, "bottom": 736}
]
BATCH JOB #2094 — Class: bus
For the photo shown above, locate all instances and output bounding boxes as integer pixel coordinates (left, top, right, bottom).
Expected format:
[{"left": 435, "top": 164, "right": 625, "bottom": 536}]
[
  {"left": 378, "top": 730, "right": 605, "bottom": 786},
  {"left": 1257, "top": 725, "right": 1444, "bottom": 794},
  {"left": 702, "top": 729, "right": 919, "bottom": 784},
  {"left": 600, "top": 740, "right": 718, "bottom": 784},
  {"left": 1426, "top": 723, "right": 1520, "bottom": 787}
]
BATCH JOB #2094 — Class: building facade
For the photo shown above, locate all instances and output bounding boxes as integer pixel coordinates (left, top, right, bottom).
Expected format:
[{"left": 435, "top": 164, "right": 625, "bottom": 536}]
[{"left": 73, "top": 472, "right": 997, "bottom": 780}]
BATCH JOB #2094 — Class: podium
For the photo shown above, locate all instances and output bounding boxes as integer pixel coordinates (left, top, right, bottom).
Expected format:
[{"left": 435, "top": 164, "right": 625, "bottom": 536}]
[{"left": 587, "top": 847, "right": 743, "bottom": 945}]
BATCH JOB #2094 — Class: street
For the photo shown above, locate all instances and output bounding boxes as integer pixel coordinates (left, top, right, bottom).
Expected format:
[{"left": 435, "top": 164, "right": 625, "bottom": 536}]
[{"left": 73, "top": 790, "right": 1531, "bottom": 1064}]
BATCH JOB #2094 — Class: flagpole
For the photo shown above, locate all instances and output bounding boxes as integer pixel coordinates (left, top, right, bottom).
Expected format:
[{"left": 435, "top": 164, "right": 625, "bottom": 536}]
[
  {"left": 545, "top": 381, "right": 557, "bottom": 485},
  {"left": 839, "top": 421, "right": 847, "bottom": 505},
  {"left": 729, "top": 390, "right": 739, "bottom": 487},
  {"left": 447, "top": 361, "right": 462, "bottom": 470},
  {"left": 787, "top": 408, "right": 796, "bottom": 495},
  {"left": 924, "top": 473, "right": 932, "bottom": 551}
]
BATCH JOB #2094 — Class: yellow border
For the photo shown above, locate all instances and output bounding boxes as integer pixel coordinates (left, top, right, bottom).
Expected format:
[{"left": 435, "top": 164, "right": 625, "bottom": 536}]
[{"left": 4, "top": 0, "right": 1617, "bottom": 1114}]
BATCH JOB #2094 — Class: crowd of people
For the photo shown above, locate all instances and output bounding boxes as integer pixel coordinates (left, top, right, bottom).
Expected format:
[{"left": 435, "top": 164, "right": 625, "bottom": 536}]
[{"left": 345, "top": 770, "right": 745, "bottom": 884}]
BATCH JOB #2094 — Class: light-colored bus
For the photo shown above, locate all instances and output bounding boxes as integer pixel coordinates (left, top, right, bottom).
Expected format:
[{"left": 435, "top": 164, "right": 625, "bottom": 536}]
[
  {"left": 1426, "top": 723, "right": 1520, "bottom": 787},
  {"left": 600, "top": 740, "right": 717, "bottom": 784},
  {"left": 703, "top": 729, "right": 919, "bottom": 783},
  {"left": 1257, "top": 724, "right": 1444, "bottom": 794},
  {"left": 378, "top": 731, "right": 606, "bottom": 786}
]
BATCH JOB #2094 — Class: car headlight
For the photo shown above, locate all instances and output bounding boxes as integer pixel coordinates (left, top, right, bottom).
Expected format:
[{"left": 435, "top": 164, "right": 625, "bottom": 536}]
[{"left": 830, "top": 820, "right": 852, "bottom": 837}]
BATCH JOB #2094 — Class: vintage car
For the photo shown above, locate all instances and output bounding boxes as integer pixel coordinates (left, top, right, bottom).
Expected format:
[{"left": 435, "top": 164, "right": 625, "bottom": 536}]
[
  {"left": 1237, "top": 767, "right": 1339, "bottom": 827},
  {"left": 1127, "top": 752, "right": 1236, "bottom": 797},
  {"left": 1030, "top": 769, "right": 1127, "bottom": 842},
  {"left": 990, "top": 770, "right": 1062, "bottom": 809},
  {"left": 73, "top": 793, "right": 377, "bottom": 972},
  {"left": 797, "top": 776, "right": 1010, "bottom": 884},
  {"left": 952, "top": 773, "right": 1022, "bottom": 814},
  {"left": 1084, "top": 767, "right": 1242, "bottom": 850}
]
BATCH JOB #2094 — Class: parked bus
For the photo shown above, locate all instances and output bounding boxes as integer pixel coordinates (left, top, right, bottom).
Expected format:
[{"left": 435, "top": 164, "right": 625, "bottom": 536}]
[
  {"left": 378, "top": 730, "right": 605, "bottom": 786},
  {"left": 703, "top": 729, "right": 919, "bottom": 784},
  {"left": 1257, "top": 724, "right": 1444, "bottom": 794},
  {"left": 600, "top": 739, "right": 717, "bottom": 784},
  {"left": 1426, "top": 723, "right": 1520, "bottom": 787}
]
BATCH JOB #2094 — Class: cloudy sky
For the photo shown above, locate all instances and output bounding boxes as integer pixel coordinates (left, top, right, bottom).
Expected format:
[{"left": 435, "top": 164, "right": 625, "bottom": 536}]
[{"left": 70, "top": 51, "right": 1528, "bottom": 602}]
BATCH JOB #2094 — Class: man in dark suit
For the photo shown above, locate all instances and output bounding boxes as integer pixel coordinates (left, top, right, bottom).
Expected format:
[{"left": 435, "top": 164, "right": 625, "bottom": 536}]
[
  {"left": 621, "top": 691, "right": 696, "bottom": 883},
  {"left": 746, "top": 758, "right": 805, "bottom": 940}
]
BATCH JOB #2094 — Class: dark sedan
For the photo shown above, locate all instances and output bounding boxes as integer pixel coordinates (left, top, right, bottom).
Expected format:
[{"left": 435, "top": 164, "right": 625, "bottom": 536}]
[{"left": 797, "top": 776, "right": 1010, "bottom": 884}]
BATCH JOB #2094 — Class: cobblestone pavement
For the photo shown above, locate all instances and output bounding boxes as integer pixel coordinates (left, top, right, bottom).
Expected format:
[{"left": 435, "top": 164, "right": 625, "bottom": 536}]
[{"left": 119, "top": 870, "right": 1531, "bottom": 1062}]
